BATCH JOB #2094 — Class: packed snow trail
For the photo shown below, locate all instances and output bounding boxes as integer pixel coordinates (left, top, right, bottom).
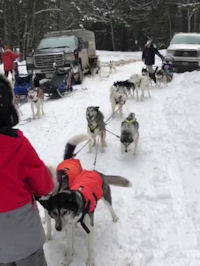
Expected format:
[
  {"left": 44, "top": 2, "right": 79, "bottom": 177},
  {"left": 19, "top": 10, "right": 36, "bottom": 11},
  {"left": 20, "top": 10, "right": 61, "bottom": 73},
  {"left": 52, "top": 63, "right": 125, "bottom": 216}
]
[{"left": 17, "top": 54, "right": 200, "bottom": 266}]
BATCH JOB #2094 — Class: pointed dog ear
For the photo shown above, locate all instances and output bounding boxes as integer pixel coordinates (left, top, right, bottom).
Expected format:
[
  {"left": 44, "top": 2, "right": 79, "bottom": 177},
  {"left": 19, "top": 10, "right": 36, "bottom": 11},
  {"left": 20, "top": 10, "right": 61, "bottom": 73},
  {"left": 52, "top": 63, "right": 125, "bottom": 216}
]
[
  {"left": 95, "top": 106, "right": 99, "bottom": 110},
  {"left": 37, "top": 195, "right": 51, "bottom": 210}
]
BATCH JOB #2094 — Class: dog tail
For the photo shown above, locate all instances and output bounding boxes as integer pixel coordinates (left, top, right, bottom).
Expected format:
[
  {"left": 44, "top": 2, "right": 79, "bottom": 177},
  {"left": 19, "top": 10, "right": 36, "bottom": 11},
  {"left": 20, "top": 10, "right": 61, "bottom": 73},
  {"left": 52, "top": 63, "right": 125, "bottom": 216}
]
[
  {"left": 64, "top": 134, "right": 90, "bottom": 159},
  {"left": 154, "top": 66, "right": 159, "bottom": 74},
  {"left": 101, "top": 173, "right": 132, "bottom": 187}
]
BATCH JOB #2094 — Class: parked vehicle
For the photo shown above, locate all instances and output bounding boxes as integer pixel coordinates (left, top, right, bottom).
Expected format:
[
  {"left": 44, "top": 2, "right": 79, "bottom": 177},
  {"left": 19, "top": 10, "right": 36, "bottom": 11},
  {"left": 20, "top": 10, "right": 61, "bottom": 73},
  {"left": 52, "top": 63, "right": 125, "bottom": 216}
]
[
  {"left": 26, "top": 29, "right": 99, "bottom": 84},
  {"left": 166, "top": 32, "right": 200, "bottom": 72}
]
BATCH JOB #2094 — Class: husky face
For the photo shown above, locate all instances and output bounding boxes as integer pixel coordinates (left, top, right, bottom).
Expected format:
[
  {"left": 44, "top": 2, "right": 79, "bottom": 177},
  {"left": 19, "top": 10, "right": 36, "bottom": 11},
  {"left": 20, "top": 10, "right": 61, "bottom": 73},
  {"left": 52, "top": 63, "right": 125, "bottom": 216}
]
[
  {"left": 28, "top": 89, "right": 38, "bottom": 102},
  {"left": 113, "top": 87, "right": 127, "bottom": 105},
  {"left": 86, "top": 106, "right": 99, "bottom": 122},
  {"left": 39, "top": 191, "right": 83, "bottom": 231},
  {"left": 141, "top": 68, "right": 148, "bottom": 76}
]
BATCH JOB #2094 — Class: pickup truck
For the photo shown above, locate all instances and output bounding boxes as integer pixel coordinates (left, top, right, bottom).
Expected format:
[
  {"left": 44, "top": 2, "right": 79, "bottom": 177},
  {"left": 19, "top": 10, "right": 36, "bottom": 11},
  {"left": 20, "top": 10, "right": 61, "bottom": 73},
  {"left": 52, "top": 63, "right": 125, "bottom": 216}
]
[
  {"left": 26, "top": 29, "right": 99, "bottom": 84},
  {"left": 166, "top": 32, "right": 200, "bottom": 72}
]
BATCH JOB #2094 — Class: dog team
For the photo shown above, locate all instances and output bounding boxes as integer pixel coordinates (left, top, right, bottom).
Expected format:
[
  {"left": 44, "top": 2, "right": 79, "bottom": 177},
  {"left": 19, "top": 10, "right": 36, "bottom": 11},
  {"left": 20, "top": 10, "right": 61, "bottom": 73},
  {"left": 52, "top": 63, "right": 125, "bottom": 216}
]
[
  {"left": 10, "top": 53, "right": 171, "bottom": 266},
  {"left": 36, "top": 65, "right": 161, "bottom": 266}
]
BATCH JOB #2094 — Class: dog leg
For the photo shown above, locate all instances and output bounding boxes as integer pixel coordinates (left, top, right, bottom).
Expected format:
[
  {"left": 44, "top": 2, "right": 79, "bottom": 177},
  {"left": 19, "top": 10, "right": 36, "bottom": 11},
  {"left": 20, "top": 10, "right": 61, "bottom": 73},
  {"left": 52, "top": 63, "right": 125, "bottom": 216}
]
[
  {"left": 36, "top": 102, "right": 41, "bottom": 118},
  {"left": 45, "top": 210, "right": 52, "bottom": 241},
  {"left": 133, "top": 133, "right": 139, "bottom": 155},
  {"left": 87, "top": 226, "right": 95, "bottom": 266},
  {"left": 88, "top": 137, "right": 96, "bottom": 153},
  {"left": 100, "top": 131, "right": 106, "bottom": 152},
  {"left": 148, "top": 88, "right": 151, "bottom": 98},
  {"left": 111, "top": 101, "right": 115, "bottom": 115},
  {"left": 140, "top": 89, "right": 144, "bottom": 101},
  {"left": 31, "top": 102, "right": 36, "bottom": 119},
  {"left": 135, "top": 87, "right": 139, "bottom": 101},
  {"left": 119, "top": 105, "right": 123, "bottom": 118},
  {"left": 83, "top": 214, "right": 95, "bottom": 266},
  {"left": 41, "top": 100, "right": 44, "bottom": 115},
  {"left": 102, "top": 198, "right": 119, "bottom": 222},
  {"left": 64, "top": 223, "right": 74, "bottom": 266},
  {"left": 102, "top": 183, "right": 119, "bottom": 222}
]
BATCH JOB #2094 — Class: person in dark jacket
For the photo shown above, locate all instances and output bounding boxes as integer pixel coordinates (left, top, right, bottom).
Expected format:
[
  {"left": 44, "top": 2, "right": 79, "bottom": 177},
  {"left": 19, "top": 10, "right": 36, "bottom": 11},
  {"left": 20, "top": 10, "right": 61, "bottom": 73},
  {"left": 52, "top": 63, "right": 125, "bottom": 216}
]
[
  {"left": 0, "top": 75, "right": 54, "bottom": 265},
  {"left": 1, "top": 45, "right": 20, "bottom": 78},
  {"left": 142, "top": 40, "right": 164, "bottom": 74}
]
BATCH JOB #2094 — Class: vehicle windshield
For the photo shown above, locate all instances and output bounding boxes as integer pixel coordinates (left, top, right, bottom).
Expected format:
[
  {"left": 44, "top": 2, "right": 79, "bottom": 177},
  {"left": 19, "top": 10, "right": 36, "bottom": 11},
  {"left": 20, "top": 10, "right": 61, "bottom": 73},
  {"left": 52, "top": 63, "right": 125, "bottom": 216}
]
[
  {"left": 170, "top": 34, "right": 200, "bottom": 45},
  {"left": 37, "top": 36, "right": 76, "bottom": 50}
]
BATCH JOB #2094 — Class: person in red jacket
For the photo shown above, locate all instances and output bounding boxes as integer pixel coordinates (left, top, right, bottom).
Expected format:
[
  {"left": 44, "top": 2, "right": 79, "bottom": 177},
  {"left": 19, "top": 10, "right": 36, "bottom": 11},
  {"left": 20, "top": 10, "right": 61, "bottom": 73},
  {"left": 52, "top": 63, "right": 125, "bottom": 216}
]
[
  {"left": 0, "top": 74, "right": 54, "bottom": 265},
  {"left": 1, "top": 45, "right": 20, "bottom": 78}
]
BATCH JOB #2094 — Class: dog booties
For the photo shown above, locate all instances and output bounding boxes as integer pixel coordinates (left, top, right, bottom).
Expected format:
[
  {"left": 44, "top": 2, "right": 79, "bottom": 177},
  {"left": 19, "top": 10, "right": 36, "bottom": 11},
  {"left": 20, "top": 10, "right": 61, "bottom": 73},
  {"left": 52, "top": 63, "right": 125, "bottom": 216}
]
[
  {"left": 71, "top": 170, "right": 103, "bottom": 213},
  {"left": 56, "top": 159, "right": 83, "bottom": 187}
]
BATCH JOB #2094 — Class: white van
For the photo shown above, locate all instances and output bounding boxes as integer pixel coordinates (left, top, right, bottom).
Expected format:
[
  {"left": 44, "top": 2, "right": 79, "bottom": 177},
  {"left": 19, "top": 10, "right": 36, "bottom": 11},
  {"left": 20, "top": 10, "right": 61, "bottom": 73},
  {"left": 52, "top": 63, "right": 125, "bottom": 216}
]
[{"left": 166, "top": 32, "right": 200, "bottom": 72}]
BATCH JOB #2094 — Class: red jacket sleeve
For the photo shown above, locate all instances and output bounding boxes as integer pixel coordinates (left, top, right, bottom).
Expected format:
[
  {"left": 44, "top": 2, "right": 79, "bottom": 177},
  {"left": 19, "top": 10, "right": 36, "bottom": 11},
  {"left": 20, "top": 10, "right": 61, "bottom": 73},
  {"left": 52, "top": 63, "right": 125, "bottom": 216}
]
[
  {"left": 11, "top": 52, "right": 20, "bottom": 61},
  {"left": 22, "top": 138, "right": 54, "bottom": 197}
]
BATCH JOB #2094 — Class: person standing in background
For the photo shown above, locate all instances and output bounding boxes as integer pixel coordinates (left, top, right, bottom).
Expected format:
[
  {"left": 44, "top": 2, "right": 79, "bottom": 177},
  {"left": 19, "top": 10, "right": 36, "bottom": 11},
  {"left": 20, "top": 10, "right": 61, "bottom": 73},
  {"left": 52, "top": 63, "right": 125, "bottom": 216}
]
[
  {"left": 1, "top": 45, "right": 20, "bottom": 78},
  {"left": 142, "top": 40, "right": 164, "bottom": 74}
]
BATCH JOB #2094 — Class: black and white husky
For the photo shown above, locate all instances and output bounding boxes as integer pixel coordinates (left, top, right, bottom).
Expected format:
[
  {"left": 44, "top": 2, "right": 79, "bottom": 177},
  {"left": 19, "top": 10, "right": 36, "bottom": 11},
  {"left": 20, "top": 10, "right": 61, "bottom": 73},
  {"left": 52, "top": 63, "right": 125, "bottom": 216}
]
[
  {"left": 86, "top": 106, "right": 106, "bottom": 153},
  {"left": 114, "top": 80, "right": 135, "bottom": 97},
  {"left": 120, "top": 112, "right": 139, "bottom": 154},
  {"left": 39, "top": 134, "right": 131, "bottom": 266}
]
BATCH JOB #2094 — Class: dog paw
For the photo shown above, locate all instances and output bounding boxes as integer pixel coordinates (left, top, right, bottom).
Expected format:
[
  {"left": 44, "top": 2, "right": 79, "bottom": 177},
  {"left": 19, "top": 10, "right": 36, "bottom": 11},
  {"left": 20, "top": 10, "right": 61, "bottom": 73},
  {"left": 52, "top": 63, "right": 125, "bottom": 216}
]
[
  {"left": 45, "top": 236, "right": 52, "bottom": 242},
  {"left": 112, "top": 215, "right": 119, "bottom": 223},
  {"left": 86, "top": 259, "right": 95, "bottom": 266},
  {"left": 62, "top": 255, "right": 73, "bottom": 266}
]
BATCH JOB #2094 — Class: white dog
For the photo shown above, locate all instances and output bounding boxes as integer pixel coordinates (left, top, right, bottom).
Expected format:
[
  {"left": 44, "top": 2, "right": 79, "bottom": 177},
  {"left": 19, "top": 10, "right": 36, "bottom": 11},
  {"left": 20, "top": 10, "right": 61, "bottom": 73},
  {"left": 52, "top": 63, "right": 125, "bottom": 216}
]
[
  {"left": 27, "top": 87, "right": 44, "bottom": 119},
  {"left": 129, "top": 72, "right": 151, "bottom": 101},
  {"left": 110, "top": 84, "right": 127, "bottom": 117},
  {"left": 109, "top": 60, "right": 117, "bottom": 74}
]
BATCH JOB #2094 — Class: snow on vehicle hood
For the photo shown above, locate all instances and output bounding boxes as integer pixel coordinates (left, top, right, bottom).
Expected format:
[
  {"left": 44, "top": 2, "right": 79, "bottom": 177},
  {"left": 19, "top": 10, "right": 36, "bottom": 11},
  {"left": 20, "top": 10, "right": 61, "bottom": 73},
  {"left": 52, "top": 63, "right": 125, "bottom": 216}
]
[{"left": 167, "top": 44, "right": 200, "bottom": 51}]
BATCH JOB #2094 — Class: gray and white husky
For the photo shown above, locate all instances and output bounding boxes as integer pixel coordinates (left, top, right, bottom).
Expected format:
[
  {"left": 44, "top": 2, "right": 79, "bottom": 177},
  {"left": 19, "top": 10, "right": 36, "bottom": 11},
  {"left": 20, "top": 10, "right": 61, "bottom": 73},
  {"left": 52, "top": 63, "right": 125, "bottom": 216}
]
[
  {"left": 120, "top": 112, "right": 139, "bottom": 154},
  {"left": 39, "top": 134, "right": 131, "bottom": 266},
  {"left": 86, "top": 106, "right": 106, "bottom": 152}
]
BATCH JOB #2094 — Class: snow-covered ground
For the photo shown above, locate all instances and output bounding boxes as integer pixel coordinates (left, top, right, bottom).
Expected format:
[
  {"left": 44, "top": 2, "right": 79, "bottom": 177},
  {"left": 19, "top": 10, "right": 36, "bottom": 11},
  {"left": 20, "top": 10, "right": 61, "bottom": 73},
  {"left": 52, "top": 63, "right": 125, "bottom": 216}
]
[{"left": 14, "top": 50, "right": 200, "bottom": 266}]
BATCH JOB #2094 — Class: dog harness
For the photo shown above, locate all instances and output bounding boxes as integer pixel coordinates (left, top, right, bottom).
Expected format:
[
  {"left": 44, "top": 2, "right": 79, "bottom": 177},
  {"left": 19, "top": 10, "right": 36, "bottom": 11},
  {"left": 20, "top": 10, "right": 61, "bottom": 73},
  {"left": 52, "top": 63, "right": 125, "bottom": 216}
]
[
  {"left": 56, "top": 159, "right": 83, "bottom": 187},
  {"left": 56, "top": 160, "right": 103, "bottom": 212},
  {"left": 70, "top": 170, "right": 103, "bottom": 213},
  {"left": 88, "top": 124, "right": 98, "bottom": 133},
  {"left": 56, "top": 161, "right": 103, "bottom": 233},
  {"left": 125, "top": 119, "right": 135, "bottom": 124}
]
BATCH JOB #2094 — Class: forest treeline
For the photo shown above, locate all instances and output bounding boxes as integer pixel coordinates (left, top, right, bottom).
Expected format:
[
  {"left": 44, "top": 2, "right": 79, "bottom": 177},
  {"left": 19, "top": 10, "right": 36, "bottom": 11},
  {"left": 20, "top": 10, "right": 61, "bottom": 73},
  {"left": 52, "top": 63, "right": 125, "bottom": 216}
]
[{"left": 1, "top": 0, "right": 200, "bottom": 57}]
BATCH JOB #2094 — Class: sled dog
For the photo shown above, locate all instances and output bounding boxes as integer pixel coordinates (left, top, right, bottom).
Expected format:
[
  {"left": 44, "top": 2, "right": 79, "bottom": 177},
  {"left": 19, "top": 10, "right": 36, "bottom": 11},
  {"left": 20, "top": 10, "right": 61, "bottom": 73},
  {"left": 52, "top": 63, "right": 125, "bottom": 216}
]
[
  {"left": 110, "top": 84, "right": 127, "bottom": 117},
  {"left": 142, "top": 66, "right": 158, "bottom": 85},
  {"left": 114, "top": 80, "right": 135, "bottom": 97},
  {"left": 39, "top": 134, "right": 131, "bottom": 266},
  {"left": 120, "top": 112, "right": 139, "bottom": 154},
  {"left": 155, "top": 68, "right": 167, "bottom": 87},
  {"left": 129, "top": 72, "right": 150, "bottom": 101},
  {"left": 27, "top": 87, "right": 44, "bottom": 119},
  {"left": 108, "top": 60, "right": 117, "bottom": 74},
  {"left": 86, "top": 106, "right": 106, "bottom": 152}
]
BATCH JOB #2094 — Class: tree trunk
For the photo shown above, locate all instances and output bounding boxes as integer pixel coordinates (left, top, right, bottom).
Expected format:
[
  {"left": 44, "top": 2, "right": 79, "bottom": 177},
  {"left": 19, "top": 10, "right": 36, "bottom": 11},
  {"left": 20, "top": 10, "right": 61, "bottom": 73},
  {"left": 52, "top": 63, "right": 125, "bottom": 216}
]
[{"left": 110, "top": 21, "right": 116, "bottom": 51}]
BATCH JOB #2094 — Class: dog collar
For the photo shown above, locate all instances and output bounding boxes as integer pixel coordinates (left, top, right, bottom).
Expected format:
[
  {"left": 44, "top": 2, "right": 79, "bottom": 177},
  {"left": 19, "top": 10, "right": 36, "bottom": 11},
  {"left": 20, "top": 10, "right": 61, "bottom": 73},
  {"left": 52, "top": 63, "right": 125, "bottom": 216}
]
[
  {"left": 89, "top": 124, "right": 97, "bottom": 133},
  {"left": 125, "top": 119, "right": 135, "bottom": 124}
]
